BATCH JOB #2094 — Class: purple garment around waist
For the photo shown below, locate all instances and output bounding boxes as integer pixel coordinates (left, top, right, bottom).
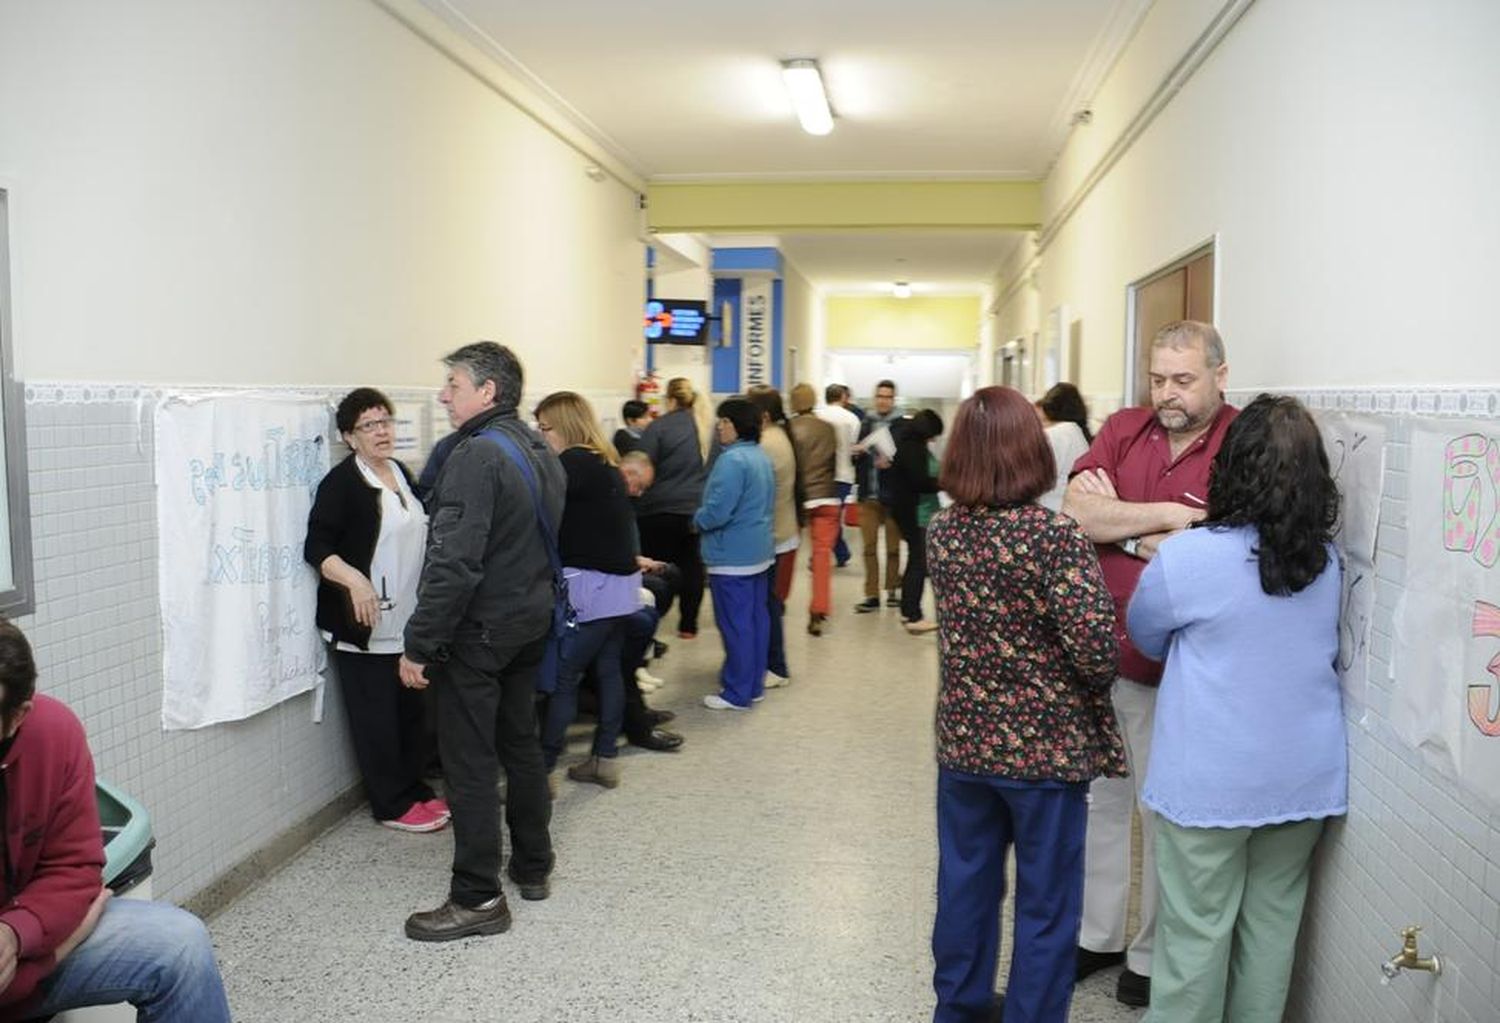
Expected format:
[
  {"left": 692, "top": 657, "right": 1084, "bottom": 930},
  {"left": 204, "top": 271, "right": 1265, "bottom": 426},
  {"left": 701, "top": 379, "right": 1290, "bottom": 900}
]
[{"left": 564, "top": 568, "right": 643, "bottom": 623}]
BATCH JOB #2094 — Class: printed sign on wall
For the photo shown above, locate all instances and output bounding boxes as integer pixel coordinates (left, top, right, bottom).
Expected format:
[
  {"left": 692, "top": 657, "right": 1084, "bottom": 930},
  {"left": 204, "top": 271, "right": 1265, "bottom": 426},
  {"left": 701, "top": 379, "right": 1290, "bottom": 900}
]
[
  {"left": 739, "top": 277, "right": 773, "bottom": 390},
  {"left": 1391, "top": 419, "right": 1500, "bottom": 806},
  {"left": 155, "top": 395, "right": 329, "bottom": 730}
]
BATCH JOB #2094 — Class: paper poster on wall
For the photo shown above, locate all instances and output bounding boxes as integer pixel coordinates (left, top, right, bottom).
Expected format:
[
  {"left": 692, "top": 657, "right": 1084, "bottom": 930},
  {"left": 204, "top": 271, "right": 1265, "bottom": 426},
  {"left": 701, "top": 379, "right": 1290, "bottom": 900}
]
[
  {"left": 1316, "top": 411, "right": 1387, "bottom": 723},
  {"left": 155, "top": 395, "right": 330, "bottom": 730},
  {"left": 1391, "top": 419, "right": 1500, "bottom": 807},
  {"left": 392, "top": 401, "right": 425, "bottom": 458}
]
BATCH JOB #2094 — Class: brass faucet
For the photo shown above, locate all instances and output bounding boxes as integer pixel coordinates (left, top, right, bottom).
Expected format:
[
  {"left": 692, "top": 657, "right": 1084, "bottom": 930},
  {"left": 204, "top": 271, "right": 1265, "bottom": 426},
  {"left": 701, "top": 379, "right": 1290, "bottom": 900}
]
[{"left": 1381, "top": 926, "right": 1442, "bottom": 979}]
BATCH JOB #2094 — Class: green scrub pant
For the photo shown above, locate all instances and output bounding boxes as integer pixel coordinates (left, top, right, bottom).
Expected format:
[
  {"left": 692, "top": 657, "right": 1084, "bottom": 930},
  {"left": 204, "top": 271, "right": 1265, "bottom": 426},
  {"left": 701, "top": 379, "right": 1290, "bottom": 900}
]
[{"left": 1147, "top": 816, "right": 1326, "bottom": 1023}]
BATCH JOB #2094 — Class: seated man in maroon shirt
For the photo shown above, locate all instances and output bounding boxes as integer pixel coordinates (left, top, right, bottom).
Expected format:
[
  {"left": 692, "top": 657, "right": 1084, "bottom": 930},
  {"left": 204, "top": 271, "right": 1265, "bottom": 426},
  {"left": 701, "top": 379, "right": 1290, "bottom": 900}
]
[
  {"left": 1061, "top": 320, "right": 1239, "bottom": 1008},
  {"left": 0, "top": 619, "right": 231, "bottom": 1022}
]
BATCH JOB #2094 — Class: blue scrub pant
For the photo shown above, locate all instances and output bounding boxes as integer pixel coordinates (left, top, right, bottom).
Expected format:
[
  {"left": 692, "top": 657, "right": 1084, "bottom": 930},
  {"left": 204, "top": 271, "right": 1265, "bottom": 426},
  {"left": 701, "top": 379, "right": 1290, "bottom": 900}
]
[
  {"left": 708, "top": 572, "right": 769, "bottom": 707},
  {"left": 932, "top": 769, "right": 1087, "bottom": 1023}
]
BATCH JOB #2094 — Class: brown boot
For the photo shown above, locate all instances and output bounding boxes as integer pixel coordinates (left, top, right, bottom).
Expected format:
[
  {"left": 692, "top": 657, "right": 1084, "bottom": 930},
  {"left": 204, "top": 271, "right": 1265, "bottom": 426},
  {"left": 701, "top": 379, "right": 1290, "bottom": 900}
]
[
  {"left": 404, "top": 895, "right": 511, "bottom": 942},
  {"left": 566, "top": 755, "right": 620, "bottom": 789}
]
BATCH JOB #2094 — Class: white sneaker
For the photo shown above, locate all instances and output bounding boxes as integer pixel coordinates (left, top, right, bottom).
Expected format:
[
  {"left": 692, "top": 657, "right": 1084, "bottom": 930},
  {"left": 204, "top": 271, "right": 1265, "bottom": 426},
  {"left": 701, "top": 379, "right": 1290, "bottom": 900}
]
[
  {"left": 764, "top": 671, "right": 791, "bottom": 689},
  {"left": 635, "top": 666, "right": 664, "bottom": 691},
  {"left": 702, "top": 693, "right": 749, "bottom": 711}
]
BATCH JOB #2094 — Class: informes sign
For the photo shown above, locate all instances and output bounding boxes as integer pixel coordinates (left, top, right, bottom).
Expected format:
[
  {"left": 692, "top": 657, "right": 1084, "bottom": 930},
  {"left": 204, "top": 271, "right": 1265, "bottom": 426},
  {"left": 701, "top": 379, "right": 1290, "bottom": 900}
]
[
  {"left": 1392, "top": 419, "right": 1500, "bottom": 808},
  {"left": 155, "top": 395, "right": 330, "bottom": 730},
  {"left": 739, "top": 277, "right": 773, "bottom": 390}
]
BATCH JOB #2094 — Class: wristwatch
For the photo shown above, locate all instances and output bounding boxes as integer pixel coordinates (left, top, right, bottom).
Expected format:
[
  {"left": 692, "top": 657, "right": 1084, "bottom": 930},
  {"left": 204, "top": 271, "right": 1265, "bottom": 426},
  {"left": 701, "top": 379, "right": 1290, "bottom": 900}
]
[{"left": 1120, "top": 536, "right": 1143, "bottom": 558}]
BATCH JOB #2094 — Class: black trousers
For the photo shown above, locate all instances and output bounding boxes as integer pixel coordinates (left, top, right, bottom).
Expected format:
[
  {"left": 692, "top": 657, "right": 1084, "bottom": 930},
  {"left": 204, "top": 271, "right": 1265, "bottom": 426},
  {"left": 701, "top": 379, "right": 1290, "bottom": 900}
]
[
  {"left": 332, "top": 650, "right": 435, "bottom": 821},
  {"left": 435, "top": 635, "right": 554, "bottom": 906},
  {"left": 636, "top": 514, "right": 703, "bottom": 633},
  {"left": 892, "top": 505, "right": 928, "bottom": 622}
]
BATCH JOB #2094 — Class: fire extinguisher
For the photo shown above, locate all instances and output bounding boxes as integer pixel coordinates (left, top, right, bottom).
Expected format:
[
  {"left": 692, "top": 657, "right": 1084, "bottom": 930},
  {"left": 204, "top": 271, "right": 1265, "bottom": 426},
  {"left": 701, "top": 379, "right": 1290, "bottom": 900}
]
[{"left": 636, "top": 370, "right": 662, "bottom": 417}]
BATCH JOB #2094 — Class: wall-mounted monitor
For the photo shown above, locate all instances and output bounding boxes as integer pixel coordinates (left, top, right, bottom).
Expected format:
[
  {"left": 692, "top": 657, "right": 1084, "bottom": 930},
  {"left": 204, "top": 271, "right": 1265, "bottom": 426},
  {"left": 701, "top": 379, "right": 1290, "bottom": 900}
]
[{"left": 645, "top": 299, "right": 708, "bottom": 345}]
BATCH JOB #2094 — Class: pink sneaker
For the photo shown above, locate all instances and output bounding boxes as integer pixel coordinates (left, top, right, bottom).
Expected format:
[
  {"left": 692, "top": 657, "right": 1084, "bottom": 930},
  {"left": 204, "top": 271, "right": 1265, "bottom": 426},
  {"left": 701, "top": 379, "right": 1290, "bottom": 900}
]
[
  {"left": 423, "top": 798, "right": 451, "bottom": 819},
  {"left": 382, "top": 802, "right": 449, "bottom": 833}
]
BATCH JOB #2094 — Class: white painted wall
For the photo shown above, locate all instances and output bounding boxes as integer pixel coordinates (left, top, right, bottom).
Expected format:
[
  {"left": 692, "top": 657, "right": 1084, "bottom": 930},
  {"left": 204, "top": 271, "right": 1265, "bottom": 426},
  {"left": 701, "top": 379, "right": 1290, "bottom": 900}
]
[
  {"left": 1034, "top": 0, "right": 1500, "bottom": 399},
  {"left": 780, "top": 260, "right": 816, "bottom": 389},
  {"left": 0, "top": 0, "right": 643, "bottom": 393}
]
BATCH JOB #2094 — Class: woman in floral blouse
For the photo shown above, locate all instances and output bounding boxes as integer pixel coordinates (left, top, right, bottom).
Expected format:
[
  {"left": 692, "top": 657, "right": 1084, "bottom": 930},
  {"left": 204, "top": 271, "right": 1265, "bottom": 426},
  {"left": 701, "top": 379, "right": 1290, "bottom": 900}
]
[{"left": 927, "top": 385, "right": 1125, "bottom": 1023}]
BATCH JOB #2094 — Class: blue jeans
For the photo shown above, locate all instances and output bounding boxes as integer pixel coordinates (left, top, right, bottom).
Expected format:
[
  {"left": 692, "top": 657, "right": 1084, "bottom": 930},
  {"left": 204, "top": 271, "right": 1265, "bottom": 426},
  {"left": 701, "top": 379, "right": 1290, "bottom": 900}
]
[
  {"left": 932, "top": 770, "right": 1086, "bottom": 1023},
  {"left": 541, "top": 615, "right": 627, "bottom": 769},
  {"left": 31, "top": 898, "right": 231, "bottom": 1022}
]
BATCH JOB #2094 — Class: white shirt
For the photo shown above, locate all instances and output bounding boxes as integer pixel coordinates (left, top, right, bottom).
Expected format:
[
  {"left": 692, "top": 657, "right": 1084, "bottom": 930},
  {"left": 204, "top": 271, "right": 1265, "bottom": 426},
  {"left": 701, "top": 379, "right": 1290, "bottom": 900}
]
[
  {"left": 327, "top": 458, "right": 429, "bottom": 654},
  {"left": 815, "top": 404, "right": 861, "bottom": 486},
  {"left": 1040, "top": 421, "right": 1092, "bottom": 513}
]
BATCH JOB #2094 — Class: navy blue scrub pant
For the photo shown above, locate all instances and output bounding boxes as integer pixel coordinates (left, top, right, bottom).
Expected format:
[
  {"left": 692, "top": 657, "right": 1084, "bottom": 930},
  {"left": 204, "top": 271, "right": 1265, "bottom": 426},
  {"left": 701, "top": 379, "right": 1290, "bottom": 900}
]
[
  {"left": 708, "top": 571, "right": 769, "bottom": 707},
  {"left": 932, "top": 769, "right": 1087, "bottom": 1023}
]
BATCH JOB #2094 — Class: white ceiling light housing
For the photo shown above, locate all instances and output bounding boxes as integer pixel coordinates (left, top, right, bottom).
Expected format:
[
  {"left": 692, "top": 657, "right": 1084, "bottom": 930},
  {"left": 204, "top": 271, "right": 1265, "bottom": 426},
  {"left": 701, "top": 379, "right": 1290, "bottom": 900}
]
[
  {"left": 892, "top": 281, "right": 912, "bottom": 299},
  {"left": 781, "top": 58, "right": 834, "bottom": 136}
]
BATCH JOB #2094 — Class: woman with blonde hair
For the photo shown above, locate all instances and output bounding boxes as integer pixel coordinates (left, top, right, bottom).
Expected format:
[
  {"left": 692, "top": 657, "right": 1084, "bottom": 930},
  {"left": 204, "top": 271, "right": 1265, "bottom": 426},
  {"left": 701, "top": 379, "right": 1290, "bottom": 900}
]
[
  {"left": 533, "top": 391, "right": 641, "bottom": 789},
  {"left": 636, "top": 377, "right": 710, "bottom": 637}
]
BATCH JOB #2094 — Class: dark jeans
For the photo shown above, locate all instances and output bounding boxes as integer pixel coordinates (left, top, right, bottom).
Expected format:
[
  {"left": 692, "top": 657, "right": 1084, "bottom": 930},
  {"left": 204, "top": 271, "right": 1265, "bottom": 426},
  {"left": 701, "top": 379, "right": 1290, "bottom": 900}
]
[
  {"left": 436, "top": 635, "right": 553, "bottom": 905},
  {"left": 893, "top": 505, "right": 928, "bottom": 621},
  {"left": 637, "top": 513, "right": 704, "bottom": 633},
  {"left": 766, "top": 563, "right": 789, "bottom": 678},
  {"left": 541, "top": 616, "right": 627, "bottom": 769},
  {"left": 333, "top": 650, "right": 435, "bottom": 820},
  {"left": 583, "top": 604, "right": 661, "bottom": 742}
]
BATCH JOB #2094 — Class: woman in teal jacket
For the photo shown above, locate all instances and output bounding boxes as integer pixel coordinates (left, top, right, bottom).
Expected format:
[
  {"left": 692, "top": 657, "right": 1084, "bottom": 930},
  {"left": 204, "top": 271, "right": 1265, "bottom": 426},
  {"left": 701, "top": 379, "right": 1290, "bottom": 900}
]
[{"left": 693, "top": 398, "right": 776, "bottom": 709}]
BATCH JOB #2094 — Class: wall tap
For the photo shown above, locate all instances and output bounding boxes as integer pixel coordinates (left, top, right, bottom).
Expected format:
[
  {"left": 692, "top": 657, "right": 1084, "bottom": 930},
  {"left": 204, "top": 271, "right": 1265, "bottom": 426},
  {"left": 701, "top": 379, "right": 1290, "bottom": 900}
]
[{"left": 1381, "top": 926, "right": 1442, "bottom": 979}]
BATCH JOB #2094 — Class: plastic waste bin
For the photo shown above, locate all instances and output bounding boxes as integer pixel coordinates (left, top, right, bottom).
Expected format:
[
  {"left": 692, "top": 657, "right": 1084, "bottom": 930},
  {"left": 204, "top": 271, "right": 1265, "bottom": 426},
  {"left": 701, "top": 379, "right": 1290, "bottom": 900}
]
[{"left": 55, "top": 781, "right": 156, "bottom": 1023}]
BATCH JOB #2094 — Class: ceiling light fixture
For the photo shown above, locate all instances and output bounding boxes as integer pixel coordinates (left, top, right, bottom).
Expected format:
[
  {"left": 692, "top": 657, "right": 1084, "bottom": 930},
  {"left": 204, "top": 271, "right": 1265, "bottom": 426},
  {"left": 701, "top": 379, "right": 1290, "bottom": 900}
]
[
  {"left": 892, "top": 281, "right": 912, "bottom": 299},
  {"left": 781, "top": 59, "right": 834, "bottom": 136}
]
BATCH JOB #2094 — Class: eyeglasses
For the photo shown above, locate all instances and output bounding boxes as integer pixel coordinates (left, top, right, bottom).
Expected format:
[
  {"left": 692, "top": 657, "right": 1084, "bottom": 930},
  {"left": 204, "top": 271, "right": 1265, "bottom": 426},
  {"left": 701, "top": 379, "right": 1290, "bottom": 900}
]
[{"left": 353, "top": 417, "right": 396, "bottom": 434}]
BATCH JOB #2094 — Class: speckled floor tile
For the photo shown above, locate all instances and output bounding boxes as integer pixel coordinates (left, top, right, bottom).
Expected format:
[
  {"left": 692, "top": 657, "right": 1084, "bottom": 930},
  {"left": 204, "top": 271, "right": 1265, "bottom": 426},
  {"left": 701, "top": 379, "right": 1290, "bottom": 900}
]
[{"left": 212, "top": 565, "right": 1145, "bottom": 1021}]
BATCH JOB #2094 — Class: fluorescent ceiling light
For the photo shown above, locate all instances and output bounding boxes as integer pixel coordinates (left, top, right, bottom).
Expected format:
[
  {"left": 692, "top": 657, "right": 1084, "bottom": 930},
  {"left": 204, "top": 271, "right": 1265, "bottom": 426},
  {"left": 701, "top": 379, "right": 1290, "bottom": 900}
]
[
  {"left": 781, "top": 59, "right": 834, "bottom": 136},
  {"left": 892, "top": 281, "right": 912, "bottom": 299}
]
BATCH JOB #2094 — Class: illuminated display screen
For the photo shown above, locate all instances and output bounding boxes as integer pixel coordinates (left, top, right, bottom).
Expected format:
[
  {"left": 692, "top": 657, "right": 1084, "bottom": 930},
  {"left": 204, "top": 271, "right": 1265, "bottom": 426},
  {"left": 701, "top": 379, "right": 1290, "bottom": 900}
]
[{"left": 645, "top": 299, "right": 708, "bottom": 344}]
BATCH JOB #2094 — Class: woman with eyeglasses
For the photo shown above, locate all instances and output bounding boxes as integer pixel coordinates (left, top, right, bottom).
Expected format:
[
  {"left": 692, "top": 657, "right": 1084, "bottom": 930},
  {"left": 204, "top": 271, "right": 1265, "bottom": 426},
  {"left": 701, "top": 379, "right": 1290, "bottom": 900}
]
[{"left": 304, "top": 388, "right": 448, "bottom": 833}]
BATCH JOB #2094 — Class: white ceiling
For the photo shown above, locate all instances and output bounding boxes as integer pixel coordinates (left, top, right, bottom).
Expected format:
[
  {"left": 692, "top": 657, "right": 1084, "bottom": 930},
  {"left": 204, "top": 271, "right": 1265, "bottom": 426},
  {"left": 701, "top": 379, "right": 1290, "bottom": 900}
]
[{"left": 424, "top": 0, "right": 1149, "bottom": 291}]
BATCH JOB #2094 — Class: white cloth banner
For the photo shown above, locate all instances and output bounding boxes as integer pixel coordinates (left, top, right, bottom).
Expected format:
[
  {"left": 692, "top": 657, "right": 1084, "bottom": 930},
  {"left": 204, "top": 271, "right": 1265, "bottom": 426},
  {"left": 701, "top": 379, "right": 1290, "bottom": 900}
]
[
  {"left": 155, "top": 395, "right": 330, "bottom": 730},
  {"left": 1316, "top": 411, "right": 1387, "bottom": 723},
  {"left": 1391, "top": 419, "right": 1500, "bottom": 808}
]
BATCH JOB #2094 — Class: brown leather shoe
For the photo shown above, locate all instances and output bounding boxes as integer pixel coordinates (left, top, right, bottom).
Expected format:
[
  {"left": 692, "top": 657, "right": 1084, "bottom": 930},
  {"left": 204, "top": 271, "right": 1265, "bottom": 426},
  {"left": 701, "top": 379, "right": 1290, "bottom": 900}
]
[
  {"left": 404, "top": 896, "right": 511, "bottom": 942},
  {"left": 567, "top": 755, "right": 620, "bottom": 788}
]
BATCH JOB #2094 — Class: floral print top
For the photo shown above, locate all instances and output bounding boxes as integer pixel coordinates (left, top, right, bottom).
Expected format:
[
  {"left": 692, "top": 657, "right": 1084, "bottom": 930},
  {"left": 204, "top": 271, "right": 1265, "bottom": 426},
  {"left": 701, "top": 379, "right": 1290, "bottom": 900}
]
[{"left": 927, "top": 502, "right": 1126, "bottom": 783}]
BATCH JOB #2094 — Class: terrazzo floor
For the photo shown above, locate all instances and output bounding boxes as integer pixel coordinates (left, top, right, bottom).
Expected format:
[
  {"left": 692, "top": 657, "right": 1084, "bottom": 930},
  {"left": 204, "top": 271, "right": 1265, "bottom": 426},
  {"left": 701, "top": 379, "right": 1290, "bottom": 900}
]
[{"left": 210, "top": 560, "right": 1146, "bottom": 1022}]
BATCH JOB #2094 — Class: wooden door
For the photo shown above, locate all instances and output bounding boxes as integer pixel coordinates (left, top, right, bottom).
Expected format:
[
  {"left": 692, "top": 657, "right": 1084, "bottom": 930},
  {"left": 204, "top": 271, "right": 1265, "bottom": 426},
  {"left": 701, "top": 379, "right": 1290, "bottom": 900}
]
[{"left": 1129, "top": 247, "right": 1214, "bottom": 406}]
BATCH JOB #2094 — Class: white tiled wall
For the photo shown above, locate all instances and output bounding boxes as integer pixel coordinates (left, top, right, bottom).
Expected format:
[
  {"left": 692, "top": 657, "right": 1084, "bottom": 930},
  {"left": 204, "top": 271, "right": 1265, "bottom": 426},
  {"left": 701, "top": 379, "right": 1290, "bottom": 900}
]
[
  {"left": 11, "top": 382, "right": 634, "bottom": 906},
  {"left": 1227, "top": 389, "right": 1500, "bottom": 1023}
]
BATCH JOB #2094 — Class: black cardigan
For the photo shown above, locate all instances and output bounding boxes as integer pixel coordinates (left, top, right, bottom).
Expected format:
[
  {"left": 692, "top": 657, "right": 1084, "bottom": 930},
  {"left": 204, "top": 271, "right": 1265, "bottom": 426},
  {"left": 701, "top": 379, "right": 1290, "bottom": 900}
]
[
  {"left": 558, "top": 447, "right": 639, "bottom": 574},
  {"left": 303, "top": 454, "right": 418, "bottom": 650}
]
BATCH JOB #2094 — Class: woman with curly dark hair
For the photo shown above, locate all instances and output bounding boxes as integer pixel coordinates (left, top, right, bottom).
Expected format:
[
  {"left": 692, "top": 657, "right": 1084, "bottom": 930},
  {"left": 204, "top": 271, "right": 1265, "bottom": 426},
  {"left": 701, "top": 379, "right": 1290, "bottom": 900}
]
[{"left": 1126, "top": 393, "right": 1347, "bottom": 1023}]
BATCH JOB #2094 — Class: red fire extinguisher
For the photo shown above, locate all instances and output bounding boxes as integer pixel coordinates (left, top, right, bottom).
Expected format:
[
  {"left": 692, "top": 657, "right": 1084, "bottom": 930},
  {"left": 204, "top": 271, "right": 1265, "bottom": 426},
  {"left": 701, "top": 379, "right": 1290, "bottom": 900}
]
[{"left": 636, "top": 370, "right": 663, "bottom": 417}]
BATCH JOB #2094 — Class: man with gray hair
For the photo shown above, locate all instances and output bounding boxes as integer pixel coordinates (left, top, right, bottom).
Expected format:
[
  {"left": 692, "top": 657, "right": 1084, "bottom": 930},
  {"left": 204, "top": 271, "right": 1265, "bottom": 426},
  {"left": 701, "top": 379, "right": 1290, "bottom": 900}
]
[
  {"left": 399, "top": 341, "right": 564, "bottom": 941},
  {"left": 1062, "top": 320, "right": 1238, "bottom": 1007}
]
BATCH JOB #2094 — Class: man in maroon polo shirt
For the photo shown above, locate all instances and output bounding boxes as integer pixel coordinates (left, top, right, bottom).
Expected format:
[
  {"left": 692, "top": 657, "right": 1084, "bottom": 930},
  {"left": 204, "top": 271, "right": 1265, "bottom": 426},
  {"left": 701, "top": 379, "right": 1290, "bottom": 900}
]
[{"left": 1062, "top": 320, "right": 1238, "bottom": 1008}]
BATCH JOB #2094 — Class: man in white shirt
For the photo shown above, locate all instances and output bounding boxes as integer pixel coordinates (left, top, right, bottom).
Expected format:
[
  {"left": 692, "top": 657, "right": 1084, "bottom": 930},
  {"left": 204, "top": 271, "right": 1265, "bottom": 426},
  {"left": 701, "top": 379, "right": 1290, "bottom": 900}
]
[{"left": 814, "top": 384, "right": 862, "bottom": 568}]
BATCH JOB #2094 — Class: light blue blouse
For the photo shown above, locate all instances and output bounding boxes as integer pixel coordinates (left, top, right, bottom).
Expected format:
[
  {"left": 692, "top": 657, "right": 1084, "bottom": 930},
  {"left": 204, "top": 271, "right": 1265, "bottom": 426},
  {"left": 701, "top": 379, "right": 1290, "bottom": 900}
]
[{"left": 1127, "top": 525, "right": 1348, "bottom": 829}]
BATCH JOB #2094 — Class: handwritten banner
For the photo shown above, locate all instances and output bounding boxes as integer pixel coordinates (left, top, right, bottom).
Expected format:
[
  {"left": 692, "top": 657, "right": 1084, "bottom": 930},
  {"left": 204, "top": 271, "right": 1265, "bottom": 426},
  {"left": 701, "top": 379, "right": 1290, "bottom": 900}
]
[
  {"left": 155, "top": 395, "right": 329, "bottom": 729},
  {"left": 1316, "top": 411, "right": 1387, "bottom": 723},
  {"left": 1391, "top": 419, "right": 1500, "bottom": 807}
]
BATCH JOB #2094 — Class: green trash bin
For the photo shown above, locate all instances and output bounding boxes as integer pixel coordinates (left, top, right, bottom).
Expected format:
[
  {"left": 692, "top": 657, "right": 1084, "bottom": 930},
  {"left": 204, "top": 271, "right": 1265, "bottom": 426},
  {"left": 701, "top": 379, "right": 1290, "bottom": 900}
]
[
  {"left": 96, "top": 779, "right": 155, "bottom": 899},
  {"left": 55, "top": 783, "right": 158, "bottom": 1023}
]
